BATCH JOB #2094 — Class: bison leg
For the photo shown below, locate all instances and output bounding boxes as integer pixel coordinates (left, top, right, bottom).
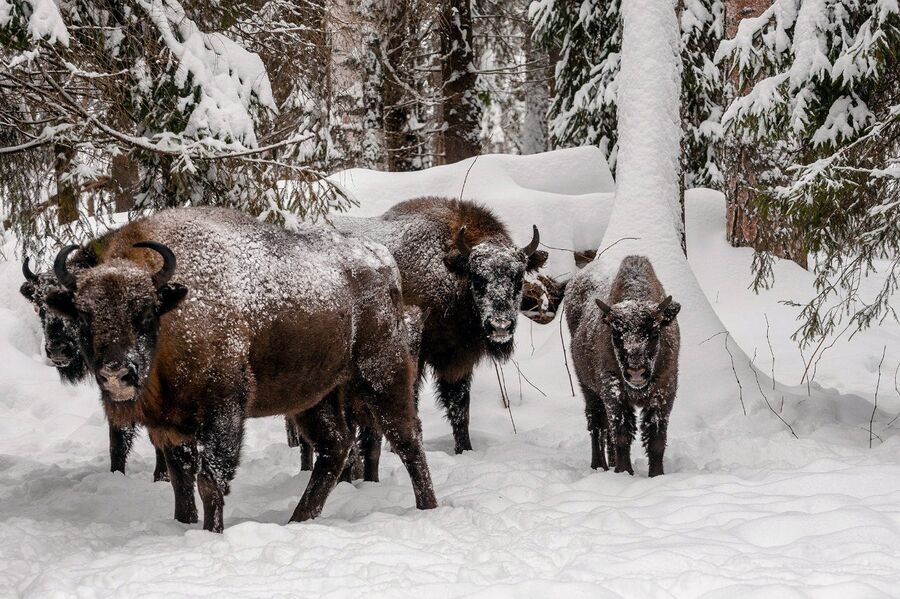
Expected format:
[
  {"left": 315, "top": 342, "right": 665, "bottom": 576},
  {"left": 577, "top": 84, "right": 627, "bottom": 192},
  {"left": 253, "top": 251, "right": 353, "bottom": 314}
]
[
  {"left": 164, "top": 442, "right": 198, "bottom": 524},
  {"left": 583, "top": 388, "right": 609, "bottom": 471},
  {"left": 641, "top": 407, "right": 670, "bottom": 477},
  {"left": 290, "top": 391, "right": 353, "bottom": 522},
  {"left": 108, "top": 423, "right": 136, "bottom": 474},
  {"left": 436, "top": 373, "right": 473, "bottom": 454},
  {"left": 153, "top": 447, "right": 170, "bottom": 482},
  {"left": 605, "top": 398, "right": 636, "bottom": 475},
  {"left": 196, "top": 400, "right": 245, "bottom": 533},
  {"left": 360, "top": 426, "right": 382, "bottom": 482},
  {"left": 365, "top": 382, "right": 437, "bottom": 511},
  {"left": 286, "top": 416, "right": 315, "bottom": 472}
]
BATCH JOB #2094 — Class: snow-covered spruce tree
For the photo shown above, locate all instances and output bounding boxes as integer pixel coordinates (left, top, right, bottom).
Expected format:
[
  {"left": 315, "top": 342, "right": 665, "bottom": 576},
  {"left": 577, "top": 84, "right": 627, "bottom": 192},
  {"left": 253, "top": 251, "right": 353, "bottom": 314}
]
[
  {"left": 717, "top": 1, "right": 900, "bottom": 343},
  {"left": 0, "top": 0, "right": 346, "bottom": 258},
  {"left": 530, "top": 0, "right": 622, "bottom": 165},
  {"left": 530, "top": 0, "right": 725, "bottom": 183}
]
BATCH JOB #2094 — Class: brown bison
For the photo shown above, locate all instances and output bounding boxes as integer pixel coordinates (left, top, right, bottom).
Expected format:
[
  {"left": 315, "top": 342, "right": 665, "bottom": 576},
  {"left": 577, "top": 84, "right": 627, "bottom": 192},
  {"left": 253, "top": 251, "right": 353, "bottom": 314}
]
[
  {"left": 330, "top": 197, "right": 545, "bottom": 459},
  {"left": 21, "top": 253, "right": 168, "bottom": 481},
  {"left": 45, "top": 207, "right": 437, "bottom": 532},
  {"left": 565, "top": 255, "right": 681, "bottom": 476}
]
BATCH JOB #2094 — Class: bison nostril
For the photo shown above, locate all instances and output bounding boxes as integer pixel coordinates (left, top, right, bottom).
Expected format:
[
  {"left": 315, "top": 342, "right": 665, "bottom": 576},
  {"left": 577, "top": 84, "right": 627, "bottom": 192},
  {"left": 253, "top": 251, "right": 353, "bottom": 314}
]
[
  {"left": 627, "top": 367, "right": 647, "bottom": 379},
  {"left": 122, "top": 369, "right": 137, "bottom": 386}
]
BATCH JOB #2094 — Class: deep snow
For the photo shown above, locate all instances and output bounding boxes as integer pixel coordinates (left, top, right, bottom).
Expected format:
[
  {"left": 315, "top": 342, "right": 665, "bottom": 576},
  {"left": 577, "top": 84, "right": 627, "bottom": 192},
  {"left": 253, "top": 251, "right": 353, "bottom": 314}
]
[{"left": 1, "top": 149, "right": 899, "bottom": 597}]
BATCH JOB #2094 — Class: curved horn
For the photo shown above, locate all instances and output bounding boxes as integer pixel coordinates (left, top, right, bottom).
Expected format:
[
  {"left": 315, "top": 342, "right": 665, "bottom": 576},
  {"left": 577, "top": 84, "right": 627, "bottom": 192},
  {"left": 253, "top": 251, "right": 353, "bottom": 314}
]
[
  {"left": 455, "top": 226, "right": 471, "bottom": 256},
  {"left": 22, "top": 257, "right": 39, "bottom": 282},
  {"left": 521, "top": 225, "right": 540, "bottom": 257},
  {"left": 133, "top": 241, "right": 177, "bottom": 288},
  {"left": 657, "top": 295, "right": 673, "bottom": 314},
  {"left": 594, "top": 298, "right": 612, "bottom": 315},
  {"left": 53, "top": 245, "right": 80, "bottom": 290}
]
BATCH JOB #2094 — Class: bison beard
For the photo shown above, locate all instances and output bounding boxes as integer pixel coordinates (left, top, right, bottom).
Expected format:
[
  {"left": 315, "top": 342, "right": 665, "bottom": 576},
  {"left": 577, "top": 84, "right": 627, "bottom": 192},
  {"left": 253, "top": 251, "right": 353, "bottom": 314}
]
[
  {"left": 47, "top": 207, "right": 437, "bottom": 532},
  {"left": 566, "top": 255, "right": 681, "bottom": 477}
]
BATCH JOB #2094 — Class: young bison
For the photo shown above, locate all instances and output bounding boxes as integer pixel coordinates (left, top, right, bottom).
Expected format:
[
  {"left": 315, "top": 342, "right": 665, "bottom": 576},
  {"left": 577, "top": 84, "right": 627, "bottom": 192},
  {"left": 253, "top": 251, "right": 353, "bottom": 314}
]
[
  {"left": 565, "top": 255, "right": 681, "bottom": 477},
  {"left": 332, "top": 197, "right": 545, "bottom": 457},
  {"left": 21, "top": 254, "right": 168, "bottom": 481},
  {"left": 46, "top": 207, "right": 437, "bottom": 532}
]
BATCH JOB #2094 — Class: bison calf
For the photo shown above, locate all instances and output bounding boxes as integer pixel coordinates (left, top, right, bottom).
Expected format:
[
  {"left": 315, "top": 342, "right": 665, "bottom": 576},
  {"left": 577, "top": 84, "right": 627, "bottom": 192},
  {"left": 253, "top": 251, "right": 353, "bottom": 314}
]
[{"left": 566, "top": 255, "right": 681, "bottom": 476}]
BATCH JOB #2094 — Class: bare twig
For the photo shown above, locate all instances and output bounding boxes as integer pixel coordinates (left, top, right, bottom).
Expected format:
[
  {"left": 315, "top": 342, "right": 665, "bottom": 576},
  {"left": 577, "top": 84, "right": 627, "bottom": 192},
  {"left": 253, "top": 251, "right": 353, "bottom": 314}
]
[
  {"left": 869, "top": 346, "right": 887, "bottom": 448},
  {"left": 458, "top": 155, "right": 479, "bottom": 202},
  {"left": 751, "top": 349, "right": 798, "bottom": 439},
  {"left": 511, "top": 359, "right": 548, "bottom": 397},
  {"left": 764, "top": 314, "right": 776, "bottom": 389},
  {"left": 559, "top": 304, "right": 575, "bottom": 397},
  {"left": 883, "top": 362, "right": 900, "bottom": 430},
  {"left": 493, "top": 360, "right": 517, "bottom": 434}
]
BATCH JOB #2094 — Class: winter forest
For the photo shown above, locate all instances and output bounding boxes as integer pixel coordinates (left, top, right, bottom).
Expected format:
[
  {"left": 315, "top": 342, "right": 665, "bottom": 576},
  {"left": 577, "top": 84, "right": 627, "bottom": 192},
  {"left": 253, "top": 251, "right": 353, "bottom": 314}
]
[{"left": 0, "top": 0, "right": 899, "bottom": 596}]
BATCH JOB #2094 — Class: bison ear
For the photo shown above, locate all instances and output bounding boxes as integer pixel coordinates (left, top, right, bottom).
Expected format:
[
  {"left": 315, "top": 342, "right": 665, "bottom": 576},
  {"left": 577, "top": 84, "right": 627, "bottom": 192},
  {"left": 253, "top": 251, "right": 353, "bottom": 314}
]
[
  {"left": 526, "top": 249, "right": 548, "bottom": 272},
  {"left": 158, "top": 283, "right": 188, "bottom": 315},
  {"left": 45, "top": 289, "right": 78, "bottom": 318},
  {"left": 443, "top": 250, "right": 469, "bottom": 275},
  {"left": 19, "top": 281, "right": 36, "bottom": 303},
  {"left": 659, "top": 297, "right": 681, "bottom": 326}
]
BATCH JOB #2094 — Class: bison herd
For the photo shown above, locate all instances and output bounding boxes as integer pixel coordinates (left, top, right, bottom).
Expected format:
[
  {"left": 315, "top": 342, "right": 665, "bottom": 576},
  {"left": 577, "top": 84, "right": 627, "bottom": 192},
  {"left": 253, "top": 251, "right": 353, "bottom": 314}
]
[{"left": 19, "top": 196, "right": 681, "bottom": 533}]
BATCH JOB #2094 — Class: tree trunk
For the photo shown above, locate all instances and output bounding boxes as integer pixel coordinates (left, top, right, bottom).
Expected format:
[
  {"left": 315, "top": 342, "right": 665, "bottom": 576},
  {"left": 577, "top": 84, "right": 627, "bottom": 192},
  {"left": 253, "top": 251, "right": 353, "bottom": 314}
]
[
  {"left": 723, "top": 0, "right": 807, "bottom": 269},
  {"left": 54, "top": 143, "right": 78, "bottom": 225},
  {"left": 383, "top": 0, "right": 418, "bottom": 172},
  {"left": 111, "top": 151, "right": 138, "bottom": 213},
  {"left": 440, "top": 0, "right": 481, "bottom": 164}
]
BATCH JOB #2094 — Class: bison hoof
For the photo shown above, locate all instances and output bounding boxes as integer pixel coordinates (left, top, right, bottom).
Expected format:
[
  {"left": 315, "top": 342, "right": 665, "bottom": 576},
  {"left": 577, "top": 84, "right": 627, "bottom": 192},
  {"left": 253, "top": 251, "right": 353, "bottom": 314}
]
[{"left": 175, "top": 510, "right": 198, "bottom": 525}]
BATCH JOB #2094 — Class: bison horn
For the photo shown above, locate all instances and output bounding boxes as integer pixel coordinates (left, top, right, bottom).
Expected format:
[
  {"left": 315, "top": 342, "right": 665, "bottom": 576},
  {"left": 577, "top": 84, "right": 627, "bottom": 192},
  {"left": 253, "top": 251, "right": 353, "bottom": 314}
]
[
  {"left": 22, "top": 257, "right": 39, "bottom": 282},
  {"left": 521, "top": 225, "right": 540, "bottom": 257},
  {"left": 53, "top": 245, "right": 80, "bottom": 290},
  {"left": 456, "top": 226, "right": 471, "bottom": 256},
  {"left": 594, "top": 298, "right": 612, "bottom": 315},
  {"left": 133, "top": 241, "right": 177, "bottom": 288},
  {"left": 657, "top": 296, "right": 673, "bottom": 314}
]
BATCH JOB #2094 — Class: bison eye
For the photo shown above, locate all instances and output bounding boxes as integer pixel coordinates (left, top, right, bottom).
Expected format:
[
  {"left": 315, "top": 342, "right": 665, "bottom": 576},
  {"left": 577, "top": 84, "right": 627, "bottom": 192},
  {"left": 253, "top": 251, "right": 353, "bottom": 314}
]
[
  {"left": 77, "top": 309, "right": 92, "bottom": 325},
  {"left": 135, "top": 307, "right": 156, "bottom": 331}
]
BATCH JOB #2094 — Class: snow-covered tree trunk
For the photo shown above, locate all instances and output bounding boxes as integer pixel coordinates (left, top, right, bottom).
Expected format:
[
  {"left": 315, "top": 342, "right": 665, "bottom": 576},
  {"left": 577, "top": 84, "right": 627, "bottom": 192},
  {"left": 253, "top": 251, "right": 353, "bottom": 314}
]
[
  {"left": 440, "top": 0, "right": 481, "bottom": 163},
  {"left": 590, "top": 0, "right": 755, "bottom": 422}
]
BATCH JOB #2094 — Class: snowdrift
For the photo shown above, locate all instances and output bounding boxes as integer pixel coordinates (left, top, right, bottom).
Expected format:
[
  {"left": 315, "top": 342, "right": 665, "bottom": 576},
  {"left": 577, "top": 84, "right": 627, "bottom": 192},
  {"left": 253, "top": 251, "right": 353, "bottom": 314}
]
[{"left": 1, "top": 148, "right": 899, "bottom": 597}]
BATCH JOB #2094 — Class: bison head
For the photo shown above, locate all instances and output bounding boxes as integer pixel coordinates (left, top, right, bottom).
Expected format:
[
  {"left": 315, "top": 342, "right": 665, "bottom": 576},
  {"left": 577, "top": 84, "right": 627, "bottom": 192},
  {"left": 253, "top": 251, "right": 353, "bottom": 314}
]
[
  {"left": 20, "top": 258, "right": 89, "bottom": 383},
  {"left": 444, "top": 225, "right": 545, "bottom": 354},
  {"left": 595, "top": 296, "right": 681, "bottom": 390},
  {"left": 44, "top": 242, "right": 187, "bottom": 403}
]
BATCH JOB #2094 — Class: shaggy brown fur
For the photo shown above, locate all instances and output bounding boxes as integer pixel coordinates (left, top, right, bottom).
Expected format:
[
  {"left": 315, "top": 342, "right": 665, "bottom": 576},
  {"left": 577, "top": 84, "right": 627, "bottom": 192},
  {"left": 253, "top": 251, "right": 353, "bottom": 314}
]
[
  {"left": 332, "top": 197, "right": 544, "bottom": 461},
  {"left": 566, "top": 256, "right": 681, "bottom": 477},
  {"left": 47, "top": 207, "right": 437, "bottom": 532}
]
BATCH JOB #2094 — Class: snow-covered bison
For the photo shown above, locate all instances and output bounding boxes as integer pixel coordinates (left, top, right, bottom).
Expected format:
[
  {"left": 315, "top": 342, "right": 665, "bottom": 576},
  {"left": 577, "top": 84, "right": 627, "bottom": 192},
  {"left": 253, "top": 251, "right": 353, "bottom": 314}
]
[
  {"left": 45, "top": 207, "right": 437, "bottom": 532},
  {"left": 565, "top": 255, "right": 681, "bottom": 476},
  {"left": 21, "top": 253, "right": 168, "bottom": 481},
  {"left": 332, "top": 197, "right": 545, "bottom": 457}
]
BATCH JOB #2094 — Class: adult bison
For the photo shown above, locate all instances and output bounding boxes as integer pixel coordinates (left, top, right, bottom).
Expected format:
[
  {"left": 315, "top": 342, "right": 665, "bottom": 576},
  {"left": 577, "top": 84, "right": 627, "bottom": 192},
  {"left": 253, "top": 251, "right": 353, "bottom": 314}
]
[
  {"left": 21, "top": 253, "right": 168, "bottom": 481},
  {"left": 45, "top": 207, "right": 437, "bottom": 532},
  {"left": 565, "top": 255, "right": 681, "bottom": 476},
  {"left": 332, "top": 197, "right": 545, "bottom": 457}
]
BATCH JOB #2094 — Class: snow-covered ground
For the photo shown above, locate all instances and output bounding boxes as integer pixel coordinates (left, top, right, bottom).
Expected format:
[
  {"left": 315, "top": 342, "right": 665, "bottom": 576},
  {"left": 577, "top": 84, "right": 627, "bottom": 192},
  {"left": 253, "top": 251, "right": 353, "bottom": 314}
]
[{"left": 2, "top": 149, "right": 899, "bottom": 597}]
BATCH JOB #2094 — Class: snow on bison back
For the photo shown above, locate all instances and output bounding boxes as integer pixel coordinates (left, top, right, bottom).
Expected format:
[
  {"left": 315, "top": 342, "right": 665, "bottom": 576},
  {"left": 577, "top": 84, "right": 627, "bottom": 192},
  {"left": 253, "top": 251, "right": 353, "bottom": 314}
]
[{"left": 45, "top": 207, "right": 437, "bottom": 532}]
